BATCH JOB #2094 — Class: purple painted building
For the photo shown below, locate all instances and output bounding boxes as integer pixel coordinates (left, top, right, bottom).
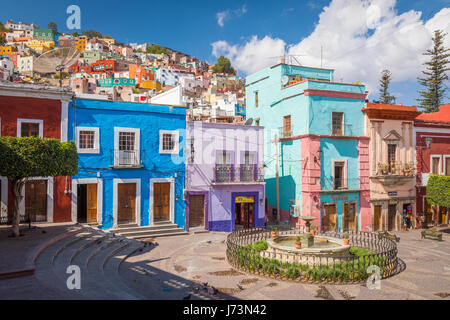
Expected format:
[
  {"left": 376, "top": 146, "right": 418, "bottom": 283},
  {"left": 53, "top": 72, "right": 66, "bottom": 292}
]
[{"left": 185, "top": 121, "right": 266, "bottom": 232}]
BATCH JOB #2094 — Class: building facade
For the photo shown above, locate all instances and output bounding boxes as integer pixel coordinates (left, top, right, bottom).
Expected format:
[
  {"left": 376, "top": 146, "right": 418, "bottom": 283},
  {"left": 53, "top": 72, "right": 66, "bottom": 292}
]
[
  {"left": 415, "top": 104, "right": 450, "bottom": 227},
  {"left": 0, "top": 83, "right": 73, "bottom": 224},
  {"left": 68, "top": 99, "right": 186, "bottom": 229},
  {"left": 246, "top": 63, "right": 371, "bottom": 232},
  {"left": 362, "top": 103, "right": 421, "bottom": 231},
  {"left": 186, "top": 121, "right": 265, "bottom": 232}
]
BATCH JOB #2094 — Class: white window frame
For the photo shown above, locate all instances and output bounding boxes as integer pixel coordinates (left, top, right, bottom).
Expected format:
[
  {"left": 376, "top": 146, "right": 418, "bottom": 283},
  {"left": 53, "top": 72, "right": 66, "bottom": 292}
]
[
  {"left": 114, "top": 127, "right": 140, "bottom": 165},
  {"left": 159, "top": 130, "right": 179, "bottom": 155},
  {"left": 17, "top": 118, "right": 43, "bottom": 138},
  {"left": 76, "top": 127, "right": 100, "bottom": 154},
  {"left": 149, "top": 177, "right": 175, "bottom": 225},
  {"left": 444, "top": 155, "right": 450, "bottom": 176},
  {"left": 430, "top": 155, "right": 442, "bottom": 175},
  {"left": 71, "top": 178, "right": 103, "bottom": 224},
  {"left": 113, "top": 178, "right": 141, "bottom": 228},
  {"left": 332, "top": 159, "right": 348, "bottom": 189}
]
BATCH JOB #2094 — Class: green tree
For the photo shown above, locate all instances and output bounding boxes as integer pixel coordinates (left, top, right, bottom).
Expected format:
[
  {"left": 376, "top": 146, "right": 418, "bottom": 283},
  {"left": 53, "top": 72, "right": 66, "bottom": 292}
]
[
  {"left": 146, "top": 44, "right": 168, "bottom": 55},
  {"left": 0, "top": 36, "right": 6, "bottom": 46},
  {"left": 417, "top": 30, "right": 450, "bottom": 113},
  {"left": 47, "top": 22, "right": 58, "bottom": 32},
  {"left": 82, "top": 30, "right": 103, "bottom": 39},
  {"left": 0, "top": 137, "right": 78, "bottom": 237},
  {"left": 72, "top": 31, "right": 80, "bottom": 37},
  {"left": 212, "top": 56, "right": 235, "bottom": 74},
  {"left": 378, "top": 69, "right": 396, "bottom": 104},
  {"left": 103, "top": 35, "right": 113, "bottom": 39}
]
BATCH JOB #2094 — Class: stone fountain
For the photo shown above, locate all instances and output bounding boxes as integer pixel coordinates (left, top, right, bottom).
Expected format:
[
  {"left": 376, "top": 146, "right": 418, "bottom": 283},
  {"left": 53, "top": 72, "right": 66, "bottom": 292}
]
[{"left": 299, "top": 216, "right": 317, "bottom": 248}]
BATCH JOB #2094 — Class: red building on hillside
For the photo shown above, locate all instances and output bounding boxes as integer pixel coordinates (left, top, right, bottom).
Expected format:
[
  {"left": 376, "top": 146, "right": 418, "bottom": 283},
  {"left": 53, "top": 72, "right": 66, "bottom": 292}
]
[
  {"left": 415, "top": 104, "right": 450, "bottom": 228},
  {"left": 0, "top": 83, "right": 74, "bottom": 224}
]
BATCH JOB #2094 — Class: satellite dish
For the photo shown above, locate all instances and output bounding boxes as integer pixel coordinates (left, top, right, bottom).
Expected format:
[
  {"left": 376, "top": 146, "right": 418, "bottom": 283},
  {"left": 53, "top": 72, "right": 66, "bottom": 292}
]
[
  {"left": 281, "top": 75, "right": 289, "bottom": 86},
  {"left": 33, "top": 47, "right": 81, "bottom": 87},
  {"left": 245, "top": 118, "right": 253, "bottom": 126}
]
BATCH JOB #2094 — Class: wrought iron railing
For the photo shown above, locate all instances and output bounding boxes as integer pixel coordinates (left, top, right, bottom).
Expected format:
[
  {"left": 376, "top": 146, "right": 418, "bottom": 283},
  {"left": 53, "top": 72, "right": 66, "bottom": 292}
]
[
  {"left": 327, "top": 123, "right": 353, "bottom": 136},
  {"left": 375, "top": 162, "right": 415, "bottom": 177},
  {"left": 110, "top": 149, "right": 145, "bottom": 167},
  {"left": 226, "top": 227, "right": 399, "bottom": 284},
  {"left": 214, "top": 164, "right": 264, "bottom": 183},
  {"left": 321, "top": 177, "right": 360, "bottom": 190}
]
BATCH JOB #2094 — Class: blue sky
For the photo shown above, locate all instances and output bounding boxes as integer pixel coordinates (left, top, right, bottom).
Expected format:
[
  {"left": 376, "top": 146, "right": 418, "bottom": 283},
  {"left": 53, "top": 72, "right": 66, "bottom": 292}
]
[{"left": 1, "top": 0, "right": 450, "bottom": 105}]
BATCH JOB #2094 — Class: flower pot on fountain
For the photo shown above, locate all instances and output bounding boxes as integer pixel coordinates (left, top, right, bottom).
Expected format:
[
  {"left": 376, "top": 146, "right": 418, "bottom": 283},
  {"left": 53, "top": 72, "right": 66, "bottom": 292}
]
[{"left": 299, "top": 216, "right": 317, "bottom": 248}]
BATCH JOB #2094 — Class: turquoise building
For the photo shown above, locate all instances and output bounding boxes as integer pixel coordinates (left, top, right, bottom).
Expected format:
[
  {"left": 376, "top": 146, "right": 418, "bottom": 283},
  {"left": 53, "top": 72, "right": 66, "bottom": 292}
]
[{"left": 246, "top": 63, "right": 372, "bottom": 233}]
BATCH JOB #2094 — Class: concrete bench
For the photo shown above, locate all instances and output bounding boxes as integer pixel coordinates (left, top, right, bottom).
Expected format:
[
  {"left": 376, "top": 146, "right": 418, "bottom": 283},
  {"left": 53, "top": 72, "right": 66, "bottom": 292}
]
[{"left": 421, "top": 228, "right": 443, "bottom": 241}]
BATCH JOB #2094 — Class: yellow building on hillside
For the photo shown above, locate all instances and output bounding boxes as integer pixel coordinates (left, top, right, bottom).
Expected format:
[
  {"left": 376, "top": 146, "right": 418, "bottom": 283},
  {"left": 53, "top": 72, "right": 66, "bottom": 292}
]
[
  {"left": 102, "top": 38, "right": 115, "bottom": 46},
  {"left": 0, "top": 46, "right": 13, "bottom": 55},
  {"left": 26, "top": 39, "right": 55, "bottom": 53},
  {"left": 74, "top": 38, "right": 86, "bottom": 51},
  {"left": 139, "top": 80, "right": 162, "bottom": 91}
]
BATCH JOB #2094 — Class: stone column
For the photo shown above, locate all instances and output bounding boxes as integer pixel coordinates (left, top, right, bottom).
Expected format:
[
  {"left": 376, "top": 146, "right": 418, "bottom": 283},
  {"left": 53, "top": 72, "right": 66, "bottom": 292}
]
[
  {"left": 401, "top": 123, "right": 406, "bottom": 165},
  {"left": 370, "top": 122, "right": 376, "bottom": 174},
  {"left": 408, "top": 122, "right": 414, "bottom": 165},
  {"left": 376, "top": 122, "right": 382, "bottom": 166}
]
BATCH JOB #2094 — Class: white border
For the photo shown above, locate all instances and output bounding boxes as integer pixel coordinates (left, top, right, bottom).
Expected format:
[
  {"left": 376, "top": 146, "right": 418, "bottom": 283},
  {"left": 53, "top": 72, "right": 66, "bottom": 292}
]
[
  {"left": 332, "top": 159, "right": 348, "bottom": 189},
  {"left": 114, "top": 127, "right": 140, "bottom": 165},
  {"left": 19, "top": 177, "right": 54, "bottom": 222},
  {"left": 149, "top": 177, "right": 175, "bottom": 225},
  {"left": 17, "top": 118, "right": 43, "bottom": 138},
  {"left": 113, "top": 178, "right": 141, "bottom": 228},
  {"left": 430, "top": 155, "right": 442, "bottom": 175},
  {"left": 71, "top": 178, "right": 103, "bottom": 224},
  {"left": 0, "top": 177, "right": 7, "bottom": 220},
  {"left": 75, "top": 127, "right": 100, "bottom": 154},
  {"left": 159, "top": 130, "right": 180, "bottom": 154}
]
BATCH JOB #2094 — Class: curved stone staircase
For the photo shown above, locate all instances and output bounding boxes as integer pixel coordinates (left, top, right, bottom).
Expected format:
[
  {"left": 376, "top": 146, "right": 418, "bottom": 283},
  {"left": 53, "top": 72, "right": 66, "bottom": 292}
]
[{"left": 34, "top": 227, "right": 149, "bottom": 299}]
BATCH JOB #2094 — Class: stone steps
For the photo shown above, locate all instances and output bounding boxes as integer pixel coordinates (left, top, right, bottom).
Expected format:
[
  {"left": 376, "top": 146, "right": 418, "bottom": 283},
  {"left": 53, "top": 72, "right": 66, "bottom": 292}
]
[{"left": 110, "top": 222, "right": 188, "bottom": 239}]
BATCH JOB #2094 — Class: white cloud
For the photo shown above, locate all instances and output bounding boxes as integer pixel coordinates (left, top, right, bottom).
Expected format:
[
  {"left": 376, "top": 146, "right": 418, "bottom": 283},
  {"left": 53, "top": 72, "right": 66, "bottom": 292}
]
[
  {"left": 216, "top": 4, "right": 248, "bottom": 27},
  {"left": 211, "top": 0, "right": 450, "bottom": 96}
]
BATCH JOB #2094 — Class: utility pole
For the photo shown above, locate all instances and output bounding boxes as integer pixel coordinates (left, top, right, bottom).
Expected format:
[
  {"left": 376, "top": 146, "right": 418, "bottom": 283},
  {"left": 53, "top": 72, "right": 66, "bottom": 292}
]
[{"left": 273, "top": 133, "right": 280, "bottom": 224}]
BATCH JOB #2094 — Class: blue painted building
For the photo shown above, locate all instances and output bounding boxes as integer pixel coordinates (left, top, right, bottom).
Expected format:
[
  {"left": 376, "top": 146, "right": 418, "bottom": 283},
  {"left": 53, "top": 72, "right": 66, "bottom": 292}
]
[{"left": 68, "top": 98, "right": 186, "bottom": 230}]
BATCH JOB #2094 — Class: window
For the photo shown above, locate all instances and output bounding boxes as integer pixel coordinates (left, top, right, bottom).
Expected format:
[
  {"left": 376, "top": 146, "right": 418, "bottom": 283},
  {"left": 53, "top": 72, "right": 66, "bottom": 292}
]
[
  {"left": 332, "top": 112, "right": 344, "bottom": 136},
  {"left": 333, "top": 160, "right": 346, "bottom": 189},
  {"left": 431, "top": 156, "right": 441, "bottom": 175},
  {"left": 76, "top": 127, "right": 99, "bottom": 154},
  {"left": 217, "top": 151, "right": 231, "bottom": 164},
  {"left": 159, "top": 130, "right": 179, "bottom": 154},
  {"left": 388, "top": 144, "right": 397, "bottom": 170},
  {"left": 283, "top": 115, "right": 292, "bottom": 138},
  {"left": 255, "top": 91, "right": 259, "bottom": 107},
  {"left": 114, "top": 127, "right": 140, "bottom": 165},
  {"left": 445, "top": 157, "right": 450, "bottom": 176},
  {"left": 17, "top": 119, "right": 43, "bottom": 138},
  {"left": 255, "top": 118, "right": 260, "bottom": 126}
]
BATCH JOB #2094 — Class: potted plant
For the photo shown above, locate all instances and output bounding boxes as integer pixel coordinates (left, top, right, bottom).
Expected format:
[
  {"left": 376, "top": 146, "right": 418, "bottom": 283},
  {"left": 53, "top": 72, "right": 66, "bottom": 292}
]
[
  {"left": 310, "top": 225, "right": 317, "bottom": 236},
  {"left": 382, "top": 164, "right": 389, "bottom": 175},
  {"left": 271, "top": 227, "right": 278, "bottom": 238},
  {"left": 342, "top": 232, "right": 350, "bottom": 245},
  {"left": 295, "top": 236, "right": 302, "bottom": 249}
]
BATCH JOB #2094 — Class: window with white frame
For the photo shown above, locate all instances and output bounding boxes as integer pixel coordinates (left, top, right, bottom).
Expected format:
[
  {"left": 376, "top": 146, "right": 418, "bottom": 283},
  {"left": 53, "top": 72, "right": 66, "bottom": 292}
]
[
  {"left": 159, "top": 130, "right": 179, "bottom": 154},
  {"left": 114, "top": 128, "right": 140, "bottom": 165},
  {"left": 431, "top": 156, "right": 441, "bottom": 175},
  {"left": 17, "top": 119, "right": 43, "bottom": 138},
  {"left": 76, "top": 127, "right": 99, "bottom": 153},
  {"left": 445, "top": 156, "right": 450, "bottom": 176}
]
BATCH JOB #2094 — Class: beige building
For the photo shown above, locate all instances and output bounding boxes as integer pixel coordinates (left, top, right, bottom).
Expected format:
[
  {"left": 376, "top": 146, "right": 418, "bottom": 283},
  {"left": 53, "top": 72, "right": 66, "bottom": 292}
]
[{"left": 363, "top": 103, "right": 421, "bottom": 231}]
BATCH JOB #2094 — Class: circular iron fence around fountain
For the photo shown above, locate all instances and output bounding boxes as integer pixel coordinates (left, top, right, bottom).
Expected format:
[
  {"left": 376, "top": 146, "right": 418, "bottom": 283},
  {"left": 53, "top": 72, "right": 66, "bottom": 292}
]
[{"left": 226, "top": 227, "right": 399, "bottom": 284}]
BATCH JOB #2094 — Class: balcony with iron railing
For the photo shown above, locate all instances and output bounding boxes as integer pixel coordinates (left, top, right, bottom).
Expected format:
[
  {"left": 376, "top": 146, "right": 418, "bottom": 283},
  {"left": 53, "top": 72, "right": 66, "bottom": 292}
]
[
  {"left": 321, "top": 177, "right": 361, "bottom": 192},
  {"left": 327, "top": 123, "right": 354, "bottom": 137},
  {"left": 110, "top": 149, "right": 145, "bottom": 169},
  {"left": 213, "top": 164, "right": 265, "bottom": 184},
  {"left": 371, "top": 162, "right": 416, "bottom": 186}
]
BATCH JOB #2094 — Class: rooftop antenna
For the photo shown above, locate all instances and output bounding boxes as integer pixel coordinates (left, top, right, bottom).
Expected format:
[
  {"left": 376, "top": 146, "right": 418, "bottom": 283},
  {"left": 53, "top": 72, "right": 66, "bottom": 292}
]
[{"left": 33, "top": 47, "right": 81, "bottom": 87}]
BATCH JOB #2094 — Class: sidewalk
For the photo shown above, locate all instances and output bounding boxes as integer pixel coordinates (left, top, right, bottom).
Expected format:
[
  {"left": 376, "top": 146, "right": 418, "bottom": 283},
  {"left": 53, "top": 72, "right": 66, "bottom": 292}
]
[{"left": 0, "top": 222, "right": 79, "bottom": 274}]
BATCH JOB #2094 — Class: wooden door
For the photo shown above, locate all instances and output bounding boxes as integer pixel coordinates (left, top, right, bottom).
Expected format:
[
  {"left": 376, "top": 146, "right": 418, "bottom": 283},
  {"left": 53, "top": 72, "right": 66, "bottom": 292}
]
[
  {"left": 322, "top": 204, "right": 337, "bottom": 232},
  {"left": 343, "top": 203, "right": 357, "bottom": 231},
  {"left": 189, "top": 195, "right": 204, "bottom": 228},
  {"left": 374, "top": 205, "right": 382, "bottom": 231},
  {"left": 86, "top": 184, "right": 97, "bottom": 223},
  {"left": 388, "top": 204, "right": 396, "bottom": 231},
  {"left": 25, "top": 180, "right": 47, "bottom": 222},
  {"left": 118, "top": 183, "right": 136, "bottom": 223},
  {"left": 154, "top": 183, "right": 170, "bottom": 220}
]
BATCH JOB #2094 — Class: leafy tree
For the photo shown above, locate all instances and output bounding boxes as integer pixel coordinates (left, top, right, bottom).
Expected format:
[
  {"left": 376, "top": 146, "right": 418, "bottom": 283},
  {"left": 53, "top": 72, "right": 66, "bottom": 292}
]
[
  {"left": 146, "top": 44, "right": 168, "bottom": 55},
  {"left": 47, "top": 22, "right": 57, "bottom": 32},
  {"left": 82, "top": 30, "right": 103, "bottom": 39},
  {"left": 72, "top": 31, "right": 80, "bottom": 37},
  {"left": 0, "top": 36, "right": 6, "bottom": 46},
  {"left": 417, "top": 30, "right": 450, "bottom": 113},
  {"left": 212, "top": 56, "right": 235, "bottom": 74},
  {"left": 427, "top": 174, "right": 450, "bottom": 208},
  {"left": 378, "top": 70, "right": 396, "bottom": 104},
  {"left": 0, "top": 137, "right": 78, "bottom": 237},
  {"left": 103, "top": 35, "right": 113, "bottom": 39}
]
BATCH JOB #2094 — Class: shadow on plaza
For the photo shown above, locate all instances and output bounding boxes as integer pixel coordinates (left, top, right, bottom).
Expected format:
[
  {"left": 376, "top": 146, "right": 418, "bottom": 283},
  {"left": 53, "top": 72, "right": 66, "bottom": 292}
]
[{"left": 109, "top": 242, "right": 240, "bottom": 301}]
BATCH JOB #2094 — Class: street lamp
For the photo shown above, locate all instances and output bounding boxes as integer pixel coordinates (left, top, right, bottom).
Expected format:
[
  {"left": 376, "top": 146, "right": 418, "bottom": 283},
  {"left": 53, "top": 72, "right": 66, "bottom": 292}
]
[{"left": 424, "top": 137, "right": 433, "bottom": 149}]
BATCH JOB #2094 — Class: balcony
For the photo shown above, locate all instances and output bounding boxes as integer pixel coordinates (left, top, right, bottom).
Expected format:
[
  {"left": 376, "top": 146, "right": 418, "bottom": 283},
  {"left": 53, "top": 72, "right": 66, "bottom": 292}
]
[
  {"left": 371, "top": 162, "right": 415, "bottom": 186},
  {"left": 327, "top": 123, "right": 354, "bottom": 136},
  {"left": 321, "top": 178, "right": 360, "bottom": 192},
  {"left": 213, "top": 164, "right": 265, "bottom": 184},
  {"left": 110, "top": 149, "right": 145, "bottom": 169}
]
